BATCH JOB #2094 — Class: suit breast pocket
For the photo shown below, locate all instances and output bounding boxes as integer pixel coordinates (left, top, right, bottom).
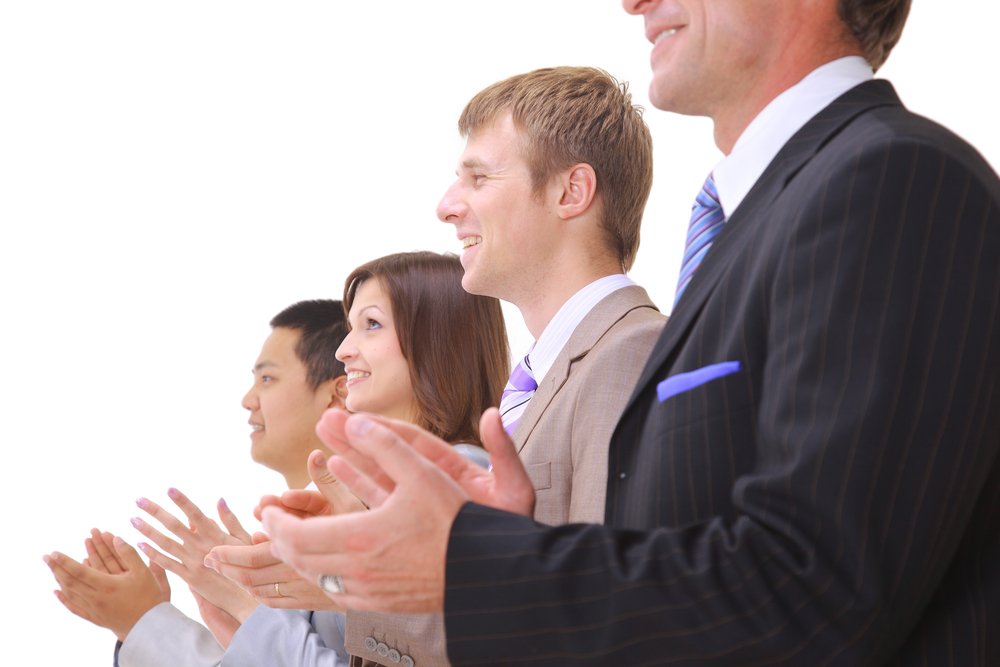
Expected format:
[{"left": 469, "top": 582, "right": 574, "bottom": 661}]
[
  {"left": 652, "top": 365, "right": 754, "bottom": 435},
  {"left": 634, "top": 369, "right": 756, "bottom": 524},
  {"left": 524, "top": 461, "right": 551, "bottom": 490}
]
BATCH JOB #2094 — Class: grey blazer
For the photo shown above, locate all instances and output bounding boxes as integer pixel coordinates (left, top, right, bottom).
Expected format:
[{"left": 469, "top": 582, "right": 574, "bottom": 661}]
[
  {"left": 345, "top": 284, "right": 666, "bottom": 666},
  {"left": 117, "top": 602, "right": 350, "bottom": 667}
]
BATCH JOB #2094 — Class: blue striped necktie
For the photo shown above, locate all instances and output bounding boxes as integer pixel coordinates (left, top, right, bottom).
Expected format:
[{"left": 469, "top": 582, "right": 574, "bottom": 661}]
[
  {"left": 675, "top": 172, "right": 725, "bottom": 306},
  {"left": 499, "top": 354, "right": 537, "bottom": 435}
]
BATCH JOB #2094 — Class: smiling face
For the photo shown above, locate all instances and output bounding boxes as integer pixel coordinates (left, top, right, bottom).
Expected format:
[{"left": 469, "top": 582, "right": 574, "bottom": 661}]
[
  {"left": 241, "top": 326, "right": 339, "bottom": 485},
  {"left": 336, "top": 279, "right": 419, "bottom": 422},
  {"left": 626, "top": 0, "right": 786, "bottom": 113},
  {"left": 436, "top": 114, "right": 558, "bottom": 304},
  {"left": 622, "top": 0, "right": 835, "bottom": 149}
]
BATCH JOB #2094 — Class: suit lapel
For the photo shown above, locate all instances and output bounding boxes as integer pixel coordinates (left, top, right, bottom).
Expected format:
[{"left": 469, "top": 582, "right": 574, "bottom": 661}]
[
  {"left": 623, "top": 80, "right": 904, "bottom": 408},
  {"left": 513, "top": 285, "right": 658, "bottom": 452}
]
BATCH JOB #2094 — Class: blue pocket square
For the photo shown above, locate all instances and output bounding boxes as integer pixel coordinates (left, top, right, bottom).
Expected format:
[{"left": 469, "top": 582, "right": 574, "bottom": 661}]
[{"left": 657, "top": 361, "right": 742, "bottom": 402}]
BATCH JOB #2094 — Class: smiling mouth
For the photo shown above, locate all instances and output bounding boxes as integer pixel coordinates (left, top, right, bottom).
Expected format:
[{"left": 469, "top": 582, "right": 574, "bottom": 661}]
[
  {"left": 655, "top": 28, "right": 679, "bottom": 43},
  {"left": 347, "top": 370, "right": 370, "bottom": 381},
  {"left": 462, "top": 236, "right": 482, "bottom": 249}
]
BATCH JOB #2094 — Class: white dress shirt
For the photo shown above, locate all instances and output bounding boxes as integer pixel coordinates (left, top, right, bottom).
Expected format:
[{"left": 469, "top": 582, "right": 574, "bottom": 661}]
[{"left": 713, "top": 56, "right": 873, "bottom": 217}]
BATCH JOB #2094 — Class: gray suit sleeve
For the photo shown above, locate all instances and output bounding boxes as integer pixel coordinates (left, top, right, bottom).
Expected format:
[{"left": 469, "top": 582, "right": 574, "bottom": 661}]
[
  {"left": 119, "top": 603, "right": 224, "bottom": 667},
  {"left": 222, "top": 607, "right": 350, "bottom": 667}
]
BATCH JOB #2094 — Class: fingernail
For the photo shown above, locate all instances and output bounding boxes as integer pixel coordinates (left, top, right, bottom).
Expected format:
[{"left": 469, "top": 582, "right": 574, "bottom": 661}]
[
  {"left": 167, "top": 487, "right": 179, "bottom": 499},
  {"left": 347, "top": 415, "right": 374, "bottom": 437},
  {"left": 130, "top": 517, "right": 144, "bottom": 529},
  {"left": 113, "top": 536, "right": 124, "bottom": 547},
  {"left": 218, "top": 498, "right": 228, "bottom": 510},
  {"left": 312, "top": 452, "right": 327, "bottom": 467},
  {"left": 136, "top": 497, "right": 148, "bottom": 509},
  {"left": 203, "top": 556, "right": 216, "bottom": 570}
]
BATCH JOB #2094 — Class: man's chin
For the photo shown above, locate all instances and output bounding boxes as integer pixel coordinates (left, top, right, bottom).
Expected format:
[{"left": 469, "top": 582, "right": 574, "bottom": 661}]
[
  {"left": 461, "top": 272, "right": 487, "bottom": 296},
  {"left": 249, "top": 442, "right": 267, "bottom": 464}
]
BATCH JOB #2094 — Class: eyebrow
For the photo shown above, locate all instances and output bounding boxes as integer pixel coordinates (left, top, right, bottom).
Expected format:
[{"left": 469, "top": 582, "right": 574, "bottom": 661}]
[
  {"left": 460, "top": 158, "right": 490, "bottom": 171},
  {"left": 252, "top": 361, "right": 277, "bottom": 374},
  {"left": 352, "top": 304, "right": 386, "bottom": 319}
]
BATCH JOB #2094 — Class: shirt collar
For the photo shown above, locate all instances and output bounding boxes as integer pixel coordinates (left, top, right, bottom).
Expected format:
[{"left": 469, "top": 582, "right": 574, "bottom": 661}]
[
  {"left": 525, "top": 274, "right": 635, "bottom": 384},
  {"left": 713, "top": 56, "right": 873, "bottom": 218}
]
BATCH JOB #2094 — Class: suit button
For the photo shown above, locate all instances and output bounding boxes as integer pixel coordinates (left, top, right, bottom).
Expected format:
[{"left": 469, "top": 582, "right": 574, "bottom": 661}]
[
  {"left": 376, "top": 642, "right": 390, "bottom": 657},
  {"left": 401, "top": 655, "right": 415, "bottom": 667},
  {"left": 388, "top": 649, "right": 401, "bottom": 663},
  {"left": 363, "top": 636, "right": 377, "bottom": 652}
]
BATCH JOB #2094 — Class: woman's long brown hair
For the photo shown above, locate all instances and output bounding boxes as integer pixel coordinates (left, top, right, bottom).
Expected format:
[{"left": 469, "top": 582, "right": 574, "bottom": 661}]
[{"left": 343, "top": 251, "right": 510, "bottom": 446}]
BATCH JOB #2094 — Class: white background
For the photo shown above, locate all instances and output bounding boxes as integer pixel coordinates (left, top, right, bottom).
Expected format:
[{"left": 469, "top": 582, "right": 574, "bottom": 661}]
[{"left": 1, "top": 2, "right": 996, "bottom": 663}]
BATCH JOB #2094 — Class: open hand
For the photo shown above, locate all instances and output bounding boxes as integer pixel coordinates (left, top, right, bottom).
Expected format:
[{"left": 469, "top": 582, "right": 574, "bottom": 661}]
[
  {"left": 45, "top": 532, "right": 167, "bottom": 641},
  {"left": 131, "top": 488, "right": 257, "bottom": 621}
]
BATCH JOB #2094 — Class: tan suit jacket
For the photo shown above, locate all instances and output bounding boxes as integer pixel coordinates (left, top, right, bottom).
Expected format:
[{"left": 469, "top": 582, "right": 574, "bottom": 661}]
[
  {"left": 513, "top": 284, "right": 666, "bottom": 525},
  {"left": 346, "top": 285, "right": 666, "bottom": 666}
]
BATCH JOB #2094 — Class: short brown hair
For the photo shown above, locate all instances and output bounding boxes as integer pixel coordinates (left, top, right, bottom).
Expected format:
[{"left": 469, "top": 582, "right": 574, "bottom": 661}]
[
  {"left": 838, "top": 0, "right": 911, "bottom": 70},
  {"left": 343, "top": 252, "right": 510, "bottom": 446},
  {"left": 458, "top": 66, "right": 653, "bottom": 271}
]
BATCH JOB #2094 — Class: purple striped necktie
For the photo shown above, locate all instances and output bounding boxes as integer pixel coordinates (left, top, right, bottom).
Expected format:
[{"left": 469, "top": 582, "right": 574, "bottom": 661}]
[
  {"left": 674, "top": 172, "right": 725, "bottom": 306},
  {"left": 499, "top": 354, "right": 537, "bottom": 435}
]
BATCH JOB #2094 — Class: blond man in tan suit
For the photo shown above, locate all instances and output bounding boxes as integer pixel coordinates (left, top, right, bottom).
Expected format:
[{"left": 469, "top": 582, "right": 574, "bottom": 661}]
[{"left": 340, "top": 66, "right": 665, "bottom": 666}]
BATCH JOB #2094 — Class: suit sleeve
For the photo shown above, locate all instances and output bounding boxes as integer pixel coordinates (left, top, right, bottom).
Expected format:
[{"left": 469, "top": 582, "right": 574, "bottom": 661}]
[
  {"left": 222, "top": 608, "right": 350, "bottom": 667},
  {"left": 442, "top": 134, "right": 1000, "bottom": 664},
  {"left": 118, "top": 603, "right": 224, "bottom": 667},
  {"left": 344, "top": 610, "right": 449, "bottom": 666}
]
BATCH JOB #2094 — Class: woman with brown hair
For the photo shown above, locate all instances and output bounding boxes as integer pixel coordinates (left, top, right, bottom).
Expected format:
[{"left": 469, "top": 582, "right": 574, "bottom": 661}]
[{"left": 336, "top": 250, "right": 509, "bottom": 467}]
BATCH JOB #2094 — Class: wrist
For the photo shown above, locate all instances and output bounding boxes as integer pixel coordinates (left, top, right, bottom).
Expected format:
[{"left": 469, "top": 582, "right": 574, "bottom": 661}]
[
  {"left": 232, "top": 599, "right": 260, "bottom": 623},
  {"left": 114, "top": 602, "right": 157, "bottom": 643}
]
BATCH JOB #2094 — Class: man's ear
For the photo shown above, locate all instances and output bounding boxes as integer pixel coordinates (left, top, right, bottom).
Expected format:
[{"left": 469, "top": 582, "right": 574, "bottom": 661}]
[
  {"left": 556, "top": 163, "right": 597, "bottom": 220},
  {"left": 328, "top": 375, "right": 348, "bottom": 409}
]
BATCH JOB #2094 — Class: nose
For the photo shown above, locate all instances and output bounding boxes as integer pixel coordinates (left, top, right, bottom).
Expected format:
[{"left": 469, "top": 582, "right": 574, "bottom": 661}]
[
  {"left": 622, "top": 0, "right": 652, "bottom": 15},
  {"left": 241, "top": 384, "right": 257, "bottom": 411},
  {"left": 436, "top": 180, "right": 466, "bottom": 224},
  {"left": 335, "top": 332, "right": 356, "bottom": 363}
]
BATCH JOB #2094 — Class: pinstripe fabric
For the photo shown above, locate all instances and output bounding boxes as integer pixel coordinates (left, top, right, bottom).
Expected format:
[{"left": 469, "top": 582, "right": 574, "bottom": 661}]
[{"left": 443, "top": 80, "right": 1000, "bottom": 665}]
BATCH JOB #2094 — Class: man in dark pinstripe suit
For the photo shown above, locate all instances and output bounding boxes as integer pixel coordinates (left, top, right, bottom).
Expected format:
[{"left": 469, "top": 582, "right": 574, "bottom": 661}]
[{"left": 261, "top": 0, "right": 1000, "bottom": 664}]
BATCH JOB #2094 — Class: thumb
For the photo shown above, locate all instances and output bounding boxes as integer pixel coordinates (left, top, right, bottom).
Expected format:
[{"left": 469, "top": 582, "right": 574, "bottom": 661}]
[
  {"left": 149, "top": 560, "right": 171, "bottom": 600},
  {"left": 479, "top": 407, "right": 535, "bottom": 515},
  {"left": 479, "top": 408, "right": 517, "bottom": 470},
  {"left": 308, "top": 449, "right": 339, "bottom": 488},
  {"left": 309, "top": 450, "right": 367, "bottom": 515}
]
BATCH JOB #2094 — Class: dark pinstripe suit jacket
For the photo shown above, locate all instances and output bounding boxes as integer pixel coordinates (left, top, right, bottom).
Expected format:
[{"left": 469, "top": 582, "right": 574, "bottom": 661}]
[{"left": 442, "top": 80, "right": 1000, "bottom": 665}]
